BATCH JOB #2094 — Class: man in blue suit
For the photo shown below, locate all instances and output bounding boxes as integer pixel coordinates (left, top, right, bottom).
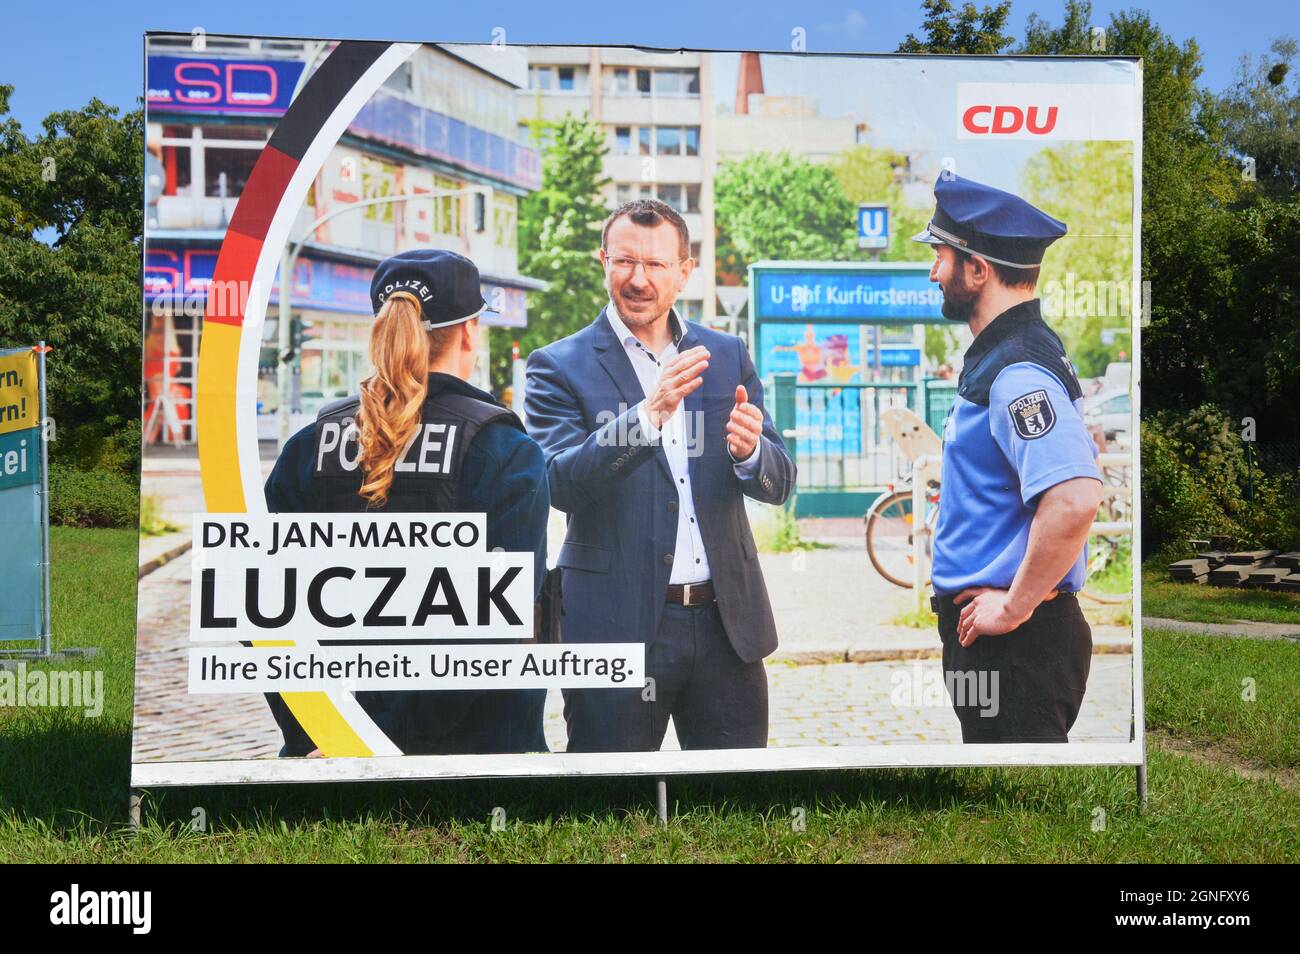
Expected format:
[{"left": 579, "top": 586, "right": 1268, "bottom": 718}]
[{"left": 525, "top": 199, "right": 796, "bottom": 752}]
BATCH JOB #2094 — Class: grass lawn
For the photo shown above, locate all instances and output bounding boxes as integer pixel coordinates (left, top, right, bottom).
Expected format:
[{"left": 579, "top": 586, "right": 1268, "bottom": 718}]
[
  {"left": 1141, "top": 560, "right": 1300, "bottom": 625},
  {"left": 1144, "top": 628, "right": 1299, "bottom": 770},
  {"left": 0, "top": 528, "right": 1296, "bottom": 863}
]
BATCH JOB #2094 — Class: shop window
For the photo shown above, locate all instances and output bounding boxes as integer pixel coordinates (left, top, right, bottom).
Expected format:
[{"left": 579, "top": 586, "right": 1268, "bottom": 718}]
[
  {"left": 362, "top": 157, "right": 397, "bottom": 222},
  {"left": 433, "top": 175, "right": 461, "bottom": 236},
  {"left": 200, "top": 125, "right": 267, "bottom": 140},
  {"left": 161, "top": 145, "right": 192, "bottom": 196},
  {"left": 205, "top": 147, "right": 258, "bottom": 198},
  {"left": 493, "top": 194, "right": 517, "bottom": 249}
]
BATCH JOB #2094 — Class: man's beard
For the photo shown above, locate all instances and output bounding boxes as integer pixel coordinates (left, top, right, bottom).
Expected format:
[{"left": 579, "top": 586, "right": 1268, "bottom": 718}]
[
  {"left": 609, "top": 279, "right": 664, "bottom": 326},
  {"left": 939, "top": 272, "right": 978, "bottom": 323}
]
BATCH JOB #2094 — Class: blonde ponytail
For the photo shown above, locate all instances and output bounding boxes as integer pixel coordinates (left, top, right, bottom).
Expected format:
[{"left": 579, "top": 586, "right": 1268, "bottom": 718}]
[{"left": 357, "top": 294, "right": 431, "bottom": 507}]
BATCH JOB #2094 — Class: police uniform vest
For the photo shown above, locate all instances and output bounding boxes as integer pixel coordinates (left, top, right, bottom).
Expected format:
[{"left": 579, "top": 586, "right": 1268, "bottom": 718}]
[
  {"left": 956, "top": 300, "right": 1083, "bottom": 408},
  {"left": 311, "top": 386, "right": 524, "bottom": 512}
]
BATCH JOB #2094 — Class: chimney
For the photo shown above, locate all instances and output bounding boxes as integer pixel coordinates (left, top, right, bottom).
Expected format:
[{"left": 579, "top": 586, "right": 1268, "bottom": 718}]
[{"left": 735, "top": 51, "right": 764, "bottom": 115}]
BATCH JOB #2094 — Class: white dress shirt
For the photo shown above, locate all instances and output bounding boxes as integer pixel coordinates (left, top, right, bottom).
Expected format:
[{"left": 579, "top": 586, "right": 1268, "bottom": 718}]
[{"left": 606, "top": 303, "right": 762, "bottom": 584}]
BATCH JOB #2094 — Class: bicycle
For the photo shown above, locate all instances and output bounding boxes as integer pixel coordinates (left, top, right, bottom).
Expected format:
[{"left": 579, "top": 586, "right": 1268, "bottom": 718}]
[
  {"left": 1079, "top": 446, "right": 1133, "bottom": 605},
  {"left": 864, "top": 477, "right": 940, "bottom": 589}
]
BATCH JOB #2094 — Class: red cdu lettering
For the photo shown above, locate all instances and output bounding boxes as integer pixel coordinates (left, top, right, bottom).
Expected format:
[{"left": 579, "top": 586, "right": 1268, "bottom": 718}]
[
  {"left": 962, "top": 104, "right": 992, "bottom": 134},
  {"left": 992, "top": 106, "right": 1024, "bottom": 134},
  {"left": 1025, "top": 105, "right": 1058, "bottom": 134}
]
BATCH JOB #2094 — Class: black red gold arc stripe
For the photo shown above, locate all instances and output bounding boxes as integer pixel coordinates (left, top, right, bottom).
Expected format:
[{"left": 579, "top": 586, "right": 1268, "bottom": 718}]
[
  {"left": 194, "top": 40, "right": 418, "bottom": 757},
  {"left": 205, "top": 41, "right": 393, "bottom": 332}
]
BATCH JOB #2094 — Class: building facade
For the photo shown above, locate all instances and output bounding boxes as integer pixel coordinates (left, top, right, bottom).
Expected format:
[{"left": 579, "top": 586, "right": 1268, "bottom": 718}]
[
  {"left": 515, "top": 47, "right": 717, "bottom": 325},
  {"left": 144, "top": 37, "right": 543, "bottom": 446}
]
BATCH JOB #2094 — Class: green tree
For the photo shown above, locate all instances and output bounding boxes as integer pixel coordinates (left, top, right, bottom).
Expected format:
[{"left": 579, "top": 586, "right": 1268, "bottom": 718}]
[
  {"left": 1021, "top": 141, "right": 1134, "bottom": 377},
  {"left": 490, "top": 113, "right": 610, "bottom": 394},
  {"left": 898, "top": 0, "right": 1014, "bottom": 54},
  {"left": 0, "top": 87, "right": 143, "bottom": 474},
  {"left": 828, "top": 145, "right": 930, "bottom": 262},
  {"left": 713, "top": 152, "right": 856, "bottom": 274},
  {"left": 1020, "top": 0, "right": 1094, "bottom": 54},
  {"left": 830, "top": 145, "right": 961, "bottom": 367},
  {"left": 1218, "top": 36, "right": 1300, "bottom": 198}
]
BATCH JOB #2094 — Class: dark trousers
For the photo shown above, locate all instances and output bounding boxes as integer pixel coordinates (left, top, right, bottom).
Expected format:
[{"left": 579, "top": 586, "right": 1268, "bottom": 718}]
[
  {"left": 935, "top": 592, "right": 1092, "bottom": 743},
  {"left": 563, "top": 601, "right": 769, "bottom": 752}
]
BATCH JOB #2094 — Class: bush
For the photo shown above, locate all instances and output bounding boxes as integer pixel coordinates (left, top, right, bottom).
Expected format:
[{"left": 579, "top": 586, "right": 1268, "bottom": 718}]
[
  {"left": 47, "top": 464, "right": 138, "bottom": 528},
  {"left": 1142, "top": 405, "right": 1300, "bottom": 557}
]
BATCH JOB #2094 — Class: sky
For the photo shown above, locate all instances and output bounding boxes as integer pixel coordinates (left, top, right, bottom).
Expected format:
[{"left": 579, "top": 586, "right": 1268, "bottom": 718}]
[{"left": 1, "top": 0, "right": 1293, "bottom": 133}]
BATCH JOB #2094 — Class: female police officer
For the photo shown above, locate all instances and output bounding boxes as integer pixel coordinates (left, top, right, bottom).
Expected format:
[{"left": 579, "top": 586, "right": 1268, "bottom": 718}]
[
  {"left": 913, "top": 174, "right": 1104, "bottom": 745},
  {"left": 262, "top": 248, "right": 550, "bottom": 756}
]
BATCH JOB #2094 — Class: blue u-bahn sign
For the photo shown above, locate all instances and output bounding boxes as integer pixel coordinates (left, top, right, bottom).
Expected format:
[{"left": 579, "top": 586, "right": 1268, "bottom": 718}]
[
  {"left": 748, "top": 262, "right": 943, "bottom": 516},
  {"left": 858, "top": 203, "right": 890, "bottom": 250},
  {"left": 752, "top": 262, "right": 944, "bottom": 323}
]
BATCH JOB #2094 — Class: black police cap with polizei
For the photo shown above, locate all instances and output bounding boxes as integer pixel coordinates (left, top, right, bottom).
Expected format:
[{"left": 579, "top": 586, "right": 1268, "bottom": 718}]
[
  {"left": 369, "top": 248, "right": 496, "bottom": 329},
  {"left": 912, "top": 174, "right": 1067, "bottom": 269}
]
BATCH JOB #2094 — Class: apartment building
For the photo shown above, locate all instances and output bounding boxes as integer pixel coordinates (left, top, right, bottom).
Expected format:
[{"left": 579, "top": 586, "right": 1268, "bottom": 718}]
[{"left": 516, "top": 48, "right": 717, "bottom": 324}]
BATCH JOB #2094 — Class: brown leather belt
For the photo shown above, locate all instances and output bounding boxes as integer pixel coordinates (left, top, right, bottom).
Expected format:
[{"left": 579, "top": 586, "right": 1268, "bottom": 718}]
[{"left": 665, "top": 580, "right": 715, "bottom": 606}]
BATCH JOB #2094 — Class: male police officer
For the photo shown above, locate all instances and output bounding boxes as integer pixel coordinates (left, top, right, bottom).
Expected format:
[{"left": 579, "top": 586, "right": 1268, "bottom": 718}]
[
  {"left": 263, "top": 249, "right": 550, "bottom": 756},
  {"left": 914, "top": 174, "right": 1104, "bottom": 744}
]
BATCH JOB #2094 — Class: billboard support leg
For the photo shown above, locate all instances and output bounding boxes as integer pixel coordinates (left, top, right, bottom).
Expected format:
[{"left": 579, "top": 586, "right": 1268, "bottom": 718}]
[
  {"left": 655, "top": 777, "right": 668, "bottom": 827},
  {"left": 129, "top": 789, "right": 143, "bottom": 833},
  {"left": 1136, "top": 763, "right": 1148, "bottom": 811}
]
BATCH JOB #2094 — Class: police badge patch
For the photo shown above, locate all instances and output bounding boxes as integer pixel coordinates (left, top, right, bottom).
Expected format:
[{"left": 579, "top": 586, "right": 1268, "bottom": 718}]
[{"left": 1007, "top": 389, "right": 1056, "bottom": 439}]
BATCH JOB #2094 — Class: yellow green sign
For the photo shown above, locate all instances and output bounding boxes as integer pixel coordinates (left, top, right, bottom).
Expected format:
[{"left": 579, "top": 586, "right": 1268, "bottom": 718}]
[{"left": 0, "top": 349, "right": 39, "bottom": 437}]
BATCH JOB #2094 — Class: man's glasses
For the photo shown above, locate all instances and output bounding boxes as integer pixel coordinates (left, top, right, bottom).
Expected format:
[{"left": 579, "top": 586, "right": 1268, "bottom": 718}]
[{"left": 604, "top": 254, "right": 682, "bottom": 276}]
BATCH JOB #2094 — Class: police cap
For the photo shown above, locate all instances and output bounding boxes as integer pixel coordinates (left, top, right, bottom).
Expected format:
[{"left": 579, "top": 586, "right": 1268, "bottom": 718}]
[
  {"left": 912, "top": 173, "right": 1067, "bottom": 269},
  {"left": 369, "top": 248, "right": 497, "bottom": 329}
]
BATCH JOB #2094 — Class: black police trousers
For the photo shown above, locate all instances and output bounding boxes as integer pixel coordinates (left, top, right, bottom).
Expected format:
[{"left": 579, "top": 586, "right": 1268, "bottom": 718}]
[{"left": 934, "top": 592, "right": 1092, "bottom": 743}]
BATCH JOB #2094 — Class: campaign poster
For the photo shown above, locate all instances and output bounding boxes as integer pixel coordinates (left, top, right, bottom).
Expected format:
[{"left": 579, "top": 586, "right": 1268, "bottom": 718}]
[
  {"left": 133, "top": 35, "right": 1142, "bottom": 787},
  {"left": 0, "top": 347, "right": 46, "bottom": 648}
]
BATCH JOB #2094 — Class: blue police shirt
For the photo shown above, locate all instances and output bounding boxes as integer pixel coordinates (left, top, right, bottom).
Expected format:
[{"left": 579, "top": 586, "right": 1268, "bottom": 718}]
[{"left": 932, "top": 300, "right": 1100, "bottom": 595}]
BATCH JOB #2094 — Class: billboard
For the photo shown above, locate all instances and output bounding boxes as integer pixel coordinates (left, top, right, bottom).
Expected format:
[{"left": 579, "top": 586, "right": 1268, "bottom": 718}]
[
  {"left": 0, "top": 346, "right": 48, "bottom": 651},
  {"left": 133, "top": 35, "right": 1142, "bottom": 788}
]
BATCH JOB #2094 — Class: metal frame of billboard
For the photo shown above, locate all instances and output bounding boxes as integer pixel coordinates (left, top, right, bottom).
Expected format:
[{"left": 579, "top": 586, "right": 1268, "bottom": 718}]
[{"left": 131, "top": 34, "right": 1147, "bottom": 814}]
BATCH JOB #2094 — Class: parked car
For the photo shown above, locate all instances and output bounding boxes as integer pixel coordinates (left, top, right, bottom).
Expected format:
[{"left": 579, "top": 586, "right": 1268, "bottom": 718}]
[{"left": 1084, "top": 388, "right": 1132, "bottom": 439}]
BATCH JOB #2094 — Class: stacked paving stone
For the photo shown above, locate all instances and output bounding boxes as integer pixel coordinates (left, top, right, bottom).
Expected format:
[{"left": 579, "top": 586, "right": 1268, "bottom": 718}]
[
  {"left": 1171, "top": 549, "right": 1300, "bottom": 589},
  {"left": 1168, "top": 558, "right": 1211, "bottom": 583},
  {"left": 1276, "top": 553, "right": 1300, "bottom": 592}
]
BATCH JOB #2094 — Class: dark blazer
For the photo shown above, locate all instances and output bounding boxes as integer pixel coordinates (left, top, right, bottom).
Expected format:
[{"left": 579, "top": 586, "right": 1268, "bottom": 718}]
[{"left": 524, "top": 308, "right": 796, "bottom": 663}]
